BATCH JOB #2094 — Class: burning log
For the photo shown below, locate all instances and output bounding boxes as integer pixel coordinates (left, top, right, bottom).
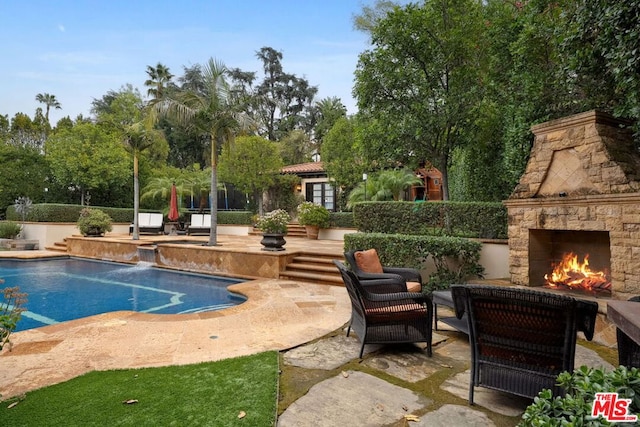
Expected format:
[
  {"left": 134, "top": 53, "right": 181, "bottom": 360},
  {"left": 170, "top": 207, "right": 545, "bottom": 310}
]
[{"left": 544, "top": 252, "right": 611, "bottom": 294}]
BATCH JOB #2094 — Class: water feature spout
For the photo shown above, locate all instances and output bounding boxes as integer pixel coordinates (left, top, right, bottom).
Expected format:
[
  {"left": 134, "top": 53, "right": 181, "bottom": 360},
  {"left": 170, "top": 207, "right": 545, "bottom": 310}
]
[{"left": 137, "top": 246, "right": 157, "bottom": 264}]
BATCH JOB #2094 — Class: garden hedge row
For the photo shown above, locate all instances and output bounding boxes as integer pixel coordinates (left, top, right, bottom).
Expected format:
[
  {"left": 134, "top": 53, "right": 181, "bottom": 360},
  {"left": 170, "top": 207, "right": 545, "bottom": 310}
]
[
  {"left": 5, "top": 204, "right": 254, "bottom": 225},
  {"left": 353, "top": 201, "right": 507, "bottom": 239}
]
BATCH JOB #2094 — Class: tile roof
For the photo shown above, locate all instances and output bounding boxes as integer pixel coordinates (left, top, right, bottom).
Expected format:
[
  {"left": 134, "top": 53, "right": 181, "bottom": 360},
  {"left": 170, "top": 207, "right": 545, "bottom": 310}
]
[{"left": 281, "top": 161, "right": 325, "bottom": 174}]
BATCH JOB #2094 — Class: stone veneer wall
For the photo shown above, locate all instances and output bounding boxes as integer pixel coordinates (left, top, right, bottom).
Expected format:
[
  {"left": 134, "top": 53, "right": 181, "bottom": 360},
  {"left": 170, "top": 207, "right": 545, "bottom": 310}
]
[{"left": 504, "top": 110, "right": 640, "bottom": 300}]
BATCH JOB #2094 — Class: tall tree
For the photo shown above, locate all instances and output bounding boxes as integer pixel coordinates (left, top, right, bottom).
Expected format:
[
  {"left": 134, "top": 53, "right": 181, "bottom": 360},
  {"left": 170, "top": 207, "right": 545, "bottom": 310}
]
[
  {"left": 123, "top": 116, "right": 163, "bottom": 240},
  {"left": 219, "top": 136, "right": 283, "bottom": 215},
  {"left": 354, "top": 1, "right": 487, "bottom": 200},
  {"left": 321, "top": 116, "right": 364, "bottom": 209},
  {"left": 35, "top": 93, "right": 61, "bottom": 123},
  {"left": 46, "top": 122, "right": 129, "bottom": 205},
  {"left": 154, "top": 57, "right": 250, "bottom": 246},
  {"left": 144, "top": 62, "right": 174, "bottom": 101},
  {"left": 313, "top": 96, "right": 347, "bottom": 152},
  {"left": 253, "top": 47, "right": 318, "bottom": 141},
  {"left": 278, "top": 130, "right": 312, "bottom": 165}
]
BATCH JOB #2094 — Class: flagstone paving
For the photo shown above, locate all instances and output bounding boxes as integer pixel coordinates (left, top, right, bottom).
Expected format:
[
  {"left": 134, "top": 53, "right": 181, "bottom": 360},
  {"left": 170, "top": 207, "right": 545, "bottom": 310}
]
[{"left": 280, "top": 328, "right": 616, "bottom": 426}]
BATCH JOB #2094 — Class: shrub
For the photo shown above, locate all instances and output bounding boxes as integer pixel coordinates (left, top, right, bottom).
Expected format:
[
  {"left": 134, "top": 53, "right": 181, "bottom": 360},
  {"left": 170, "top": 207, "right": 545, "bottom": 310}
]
[
  {"left": 256, "top": 209, "right": 291, "bottom": 234},
  {"left": 353, "top": 201, "right": 507, "bottom": 239},
  {"left": 0, "top": 221, "right": 22, "bottom": 239},
  {"left": 296, "top": 202, "right": 330, "bottom": 228},
  {"left": 344, "top": 232, "right": 484, "bottom": 290},
  {"left": 217, "top": 211, "right": 253, "bottom": 225},
  {"left": 519, "top": 366, "right": 640, "bottom": 426},
  {"left": 0, "top": 285, "right": 27, "bottom": 351},
  {"left": 77, "top": 208, "right": 113, "bottom": 236},
  {"left": 329, "top": 212, "right": 355, "bottom": 228}
]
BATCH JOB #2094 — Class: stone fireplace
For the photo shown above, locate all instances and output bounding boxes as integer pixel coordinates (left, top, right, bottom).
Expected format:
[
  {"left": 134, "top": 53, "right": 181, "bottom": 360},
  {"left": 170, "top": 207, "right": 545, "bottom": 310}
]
[{"left": 504, "top": 110, "right": 640, "bottom": 300}]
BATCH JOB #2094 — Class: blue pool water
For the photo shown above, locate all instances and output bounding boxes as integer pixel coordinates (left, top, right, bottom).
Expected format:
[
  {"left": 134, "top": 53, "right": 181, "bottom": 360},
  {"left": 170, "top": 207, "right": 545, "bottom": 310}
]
[{"left": 0, "top": 258, "right": 246, "bottom": 331}]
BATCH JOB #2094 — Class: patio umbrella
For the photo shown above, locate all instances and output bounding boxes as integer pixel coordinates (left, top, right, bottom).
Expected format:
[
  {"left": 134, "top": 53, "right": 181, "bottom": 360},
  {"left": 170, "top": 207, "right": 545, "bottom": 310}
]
[{"left": 168, "top": 183, "right": 179, "bottom": 222}]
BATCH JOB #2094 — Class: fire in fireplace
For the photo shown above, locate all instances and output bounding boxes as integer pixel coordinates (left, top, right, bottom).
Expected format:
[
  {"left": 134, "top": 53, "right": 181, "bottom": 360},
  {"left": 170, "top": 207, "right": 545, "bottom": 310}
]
[
  {"left": 544, "top": 252, "right": 611, "bottom": 295},
  {"left": 529, "top": 229, "right": 612, "bottom": 297}
]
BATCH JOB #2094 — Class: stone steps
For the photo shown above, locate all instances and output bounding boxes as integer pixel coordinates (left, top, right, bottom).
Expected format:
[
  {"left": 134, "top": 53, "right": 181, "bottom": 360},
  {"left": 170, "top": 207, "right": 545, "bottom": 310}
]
[
  {"left": 45, "top": 239, "right": 68, "bottom": 253},
  {"left": 249, "top": 222, "right": 308, "bottom": 238},
  {"left": 280, "top": 252, "right": 344, "bottom": 286}
]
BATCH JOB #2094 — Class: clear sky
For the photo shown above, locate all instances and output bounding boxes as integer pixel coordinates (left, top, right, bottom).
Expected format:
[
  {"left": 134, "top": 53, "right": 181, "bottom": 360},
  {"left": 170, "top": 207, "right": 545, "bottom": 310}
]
[{"left": 1, "top": 0, "right": 378, "bottom": 125}]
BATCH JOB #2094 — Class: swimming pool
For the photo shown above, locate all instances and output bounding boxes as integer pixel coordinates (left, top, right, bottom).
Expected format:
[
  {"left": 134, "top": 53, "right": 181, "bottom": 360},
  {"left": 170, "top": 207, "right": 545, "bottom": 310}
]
[{"left": 0, "top": 258, "right": 246, "bottom": 331}]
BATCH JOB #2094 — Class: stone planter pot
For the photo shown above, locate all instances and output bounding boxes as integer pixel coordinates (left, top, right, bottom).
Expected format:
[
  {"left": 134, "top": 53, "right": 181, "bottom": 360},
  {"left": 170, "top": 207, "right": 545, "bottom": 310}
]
[
  {"left": 304, "top": 225, "right": 320, "bottom": 240},
  {"left": 260, "top": 233, "right": 286, "bottom": 251}
]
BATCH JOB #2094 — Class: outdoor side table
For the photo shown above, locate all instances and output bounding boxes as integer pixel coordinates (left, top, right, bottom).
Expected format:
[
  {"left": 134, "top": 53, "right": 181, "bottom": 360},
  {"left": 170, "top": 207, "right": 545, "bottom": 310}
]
[
  {"left": 432, "top": 289, "right": 469, "bottom": 334},
  {"left": 607, "top": 300, "right": 640, "bottom": 367}
]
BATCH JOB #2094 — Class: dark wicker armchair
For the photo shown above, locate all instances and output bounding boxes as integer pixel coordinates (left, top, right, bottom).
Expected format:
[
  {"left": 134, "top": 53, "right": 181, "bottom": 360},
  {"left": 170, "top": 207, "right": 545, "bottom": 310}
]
[
  {"left": 344, "top": 249, "right": 423, "bottom": 293},
  {"left": 451, "top": 285, "right": 598, "bottom": 404},
  {"left": 617, "top": 296, "right": 640, "bottom": 368},
  {"left": 334, "top": 260, "right": 433, "bottom": 358}
]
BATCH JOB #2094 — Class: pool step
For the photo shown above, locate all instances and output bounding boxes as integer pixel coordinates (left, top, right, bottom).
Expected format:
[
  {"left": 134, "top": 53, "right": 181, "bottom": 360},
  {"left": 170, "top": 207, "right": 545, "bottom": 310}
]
[
  {"left": 280, "top": 253, "right": 344, "bottom": 286},
  {"left": 45, "top": 239, "right": 68, "bottom": 253}
]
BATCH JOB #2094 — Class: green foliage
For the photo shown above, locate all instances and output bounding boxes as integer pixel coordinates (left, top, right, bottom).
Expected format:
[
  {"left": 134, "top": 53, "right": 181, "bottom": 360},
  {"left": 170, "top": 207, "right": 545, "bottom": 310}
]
[
  {"left": 76, "top": 208, "right": 113, "bottom": 236},
  {"left": 46, "top": 122, "right": 130, "bottom": 205},
  {"left": 0, "top": 285, "right": 27, "bottom": 351},
  {"left": 296, "top": 201, "right": 330, "bottom": 228},
  {"left": 6, "top": 203, "right": 132, "bottom": 223},
  {"left": 219, "top": 135, "right": 283, "bottom": 213},
  {"left": 329, "top": 211, "right": 354, "bottom": 228},
  {"left": 354, "top": 0, "right": 487, "bottom": 200},
  {"left": 562, "top": 0, "right": 640, "bottom": 129},
  {"left": 216, "top": 211, "right": 253, "bottom": 225},
  {"left": 0, "top": 143, "right": 50, "bottom": 217},
  {"left": 321, "top": 116, "right": 364, "bottom": 194},
  {"left": 353, "top": 201, "right": 507, "bottom": 239},
  {"left": 1, "top": 351, "right": 278, "bottom": 426},
  {"left": 519, "top": 366, "right": 640, "bottom": 427},
  {"left": 344, "top": 232, "right": 484, "bottom": 290},
  {"left": 0, "top": 221, "right": 22, "bottom": 239},
  {"left": 154, "top": 57, "right": 248, "bottom": 246},
  {"left": 264, "top": 174, "right": 303, "bottom": 215},
  {"left": 255, "top": 209, "right": 291, "bottom": 234},
  {"left": 13, "top": 196, "right": 32, "bottom": 222}
]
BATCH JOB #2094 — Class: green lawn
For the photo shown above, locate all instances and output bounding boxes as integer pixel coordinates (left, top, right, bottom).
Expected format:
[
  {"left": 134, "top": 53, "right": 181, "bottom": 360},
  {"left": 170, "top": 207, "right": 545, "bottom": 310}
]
[{"left": 1, "top": 351, "right": 278, "bottom": 427}]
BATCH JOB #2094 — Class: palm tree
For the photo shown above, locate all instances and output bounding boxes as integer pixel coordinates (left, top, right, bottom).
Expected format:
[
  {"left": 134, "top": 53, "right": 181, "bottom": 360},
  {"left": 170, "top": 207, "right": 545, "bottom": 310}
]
[
  {"left": 144, "top": 62, "right": 174, "bottom": 101},
  {"left": 123, "top": 114, "right": 161, "bottom": 240},
  {"left": 35, "top": 93, "right": 61, "bottom": 122},
  {"left": 377, "top": 169, "right": 422, "bottom": 201},
  {"left": 347, "top": 169, "right": 422, "bottom": 208},
  {"left": 153, "top": 57, "right": 252, "bottom": 246}
]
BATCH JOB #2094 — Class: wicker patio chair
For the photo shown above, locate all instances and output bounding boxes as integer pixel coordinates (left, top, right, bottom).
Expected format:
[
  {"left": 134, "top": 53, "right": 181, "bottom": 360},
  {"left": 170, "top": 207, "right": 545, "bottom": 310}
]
[
  {"left": 616, "top": 296, "right": 640, "bottom": 368},
  {"left": 334, "top": 260, "right": 433, "bottom": 358},
  {"left": 344, "top": 249, "right": 423, "bottom": 293},
  {"left": 451, "top": 284, "right": 599, "bottom": 404}
]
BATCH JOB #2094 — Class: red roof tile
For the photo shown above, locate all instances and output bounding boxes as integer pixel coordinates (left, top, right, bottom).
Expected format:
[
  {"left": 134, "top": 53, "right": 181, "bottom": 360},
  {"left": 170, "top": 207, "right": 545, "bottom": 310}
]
[{"left": 281, "top": 161, "right": 325, "bottom": 174}]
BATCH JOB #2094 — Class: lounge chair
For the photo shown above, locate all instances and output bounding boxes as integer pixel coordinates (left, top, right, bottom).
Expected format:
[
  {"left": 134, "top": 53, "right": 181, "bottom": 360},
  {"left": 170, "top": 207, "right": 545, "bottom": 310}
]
[
  {"left": 334, "top": 260, "right": 433, "bottom": 358},
  {"left": 187, "top": 214, "right": 211, "bottom": 235},
  {"left": 344, "top": 249, "right": 423, "bottom": 293},
  {"left": 129, "top": 213, "right": 164, "bottom": 235},
  {"left": 451, "top": 284, "right": 599, "bottom": 404}
]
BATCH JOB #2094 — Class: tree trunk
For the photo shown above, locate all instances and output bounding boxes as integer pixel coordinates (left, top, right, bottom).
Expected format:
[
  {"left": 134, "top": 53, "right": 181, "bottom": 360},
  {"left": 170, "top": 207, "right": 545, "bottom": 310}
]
[
  {"left": 208, "top": 137, "right": 218, "bottom": 246},
  {"left": 132, "top": 153, "right": 140, "bottom": 240}
]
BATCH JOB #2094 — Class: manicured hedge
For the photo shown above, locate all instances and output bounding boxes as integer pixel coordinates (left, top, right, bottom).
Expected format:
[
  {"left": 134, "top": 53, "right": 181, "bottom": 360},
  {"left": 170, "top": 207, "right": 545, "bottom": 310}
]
[
  {"left": 5, "top": 204, "right": 254, "bottom": 225},
  {"left": 344, "top": 232, "right": 484, "bottom": 290},
  {"left": 353, "top": 201, "right": 507, "bottom": 239},
  {"left": 6, "top": 204, "right": 132, "bottom": 223},
  {"left": 329, "top": 212, "right": 354, "bottom": 228}
]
